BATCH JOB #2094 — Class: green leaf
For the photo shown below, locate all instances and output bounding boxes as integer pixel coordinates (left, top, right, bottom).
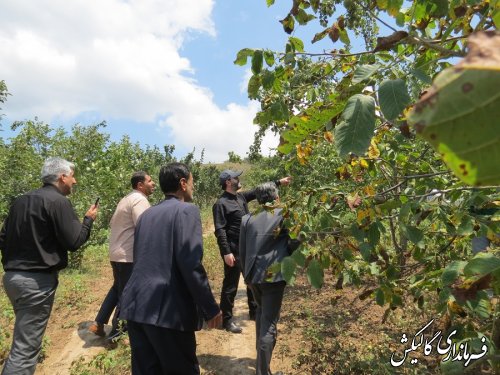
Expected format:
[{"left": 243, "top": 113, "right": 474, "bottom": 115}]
[
  {"left": 391, "top": 293, "right": 403, "bottom": 307},
  {"left": 429, "top": 0, "right": 449, "bottom": 17},
  {"left": 281, "top": 256, "right": 297, "bottom": 285},
  {"left": 251, "top": 50, "right": 263, "bottom": 74},
  {"left": 350, "top": 223, "right": 365, "bottom": 242},
  {"left": 266, "top": 0, "right": 275, "bottom": 6},
  {"left": 359, "top": 242, "right": 373, "bottom": 262},
  {"left": 494, "top": 11, "right": 500, "bottom": 29},
  {"left": 464, "top": 252, "right": 500, "bottom": 277},
  {"left": 378, "top": 79, "right": 411, "bottom": 120},
  {"left": 291, "top": 248, "right": 306, "bottom": 267},
  {"left": 343, "top": 247, "right": 355, "bottom": 262},
  {"left": 295, "top": 9, "right": 316, "bottom": 25},
  {"left": 440, "top": 357, "right": 466, "bottom": 375},
  {"left": 247, "top": 75, "right": 261, "bottom": 99},
  {"left": 441, "top": 261, "right": 467, "bottom": 285},
  {"left": 387, "top": 0, "right": 403, "bottom": 15},
  {"left": 262, "top": 70, "right": 275, "bottom": 90},
  {"left": 270, "top": 100, "right": 289, "bottom": 121},
  {"left": 352, "top": 64, "right": 380, "bottom": 84},
  {"left": 334, "top": 94, "right": 376, "bottom": 157},
  {"left": 366, "top": 222, "right": 380, "bottom": 247},
  {"left": 465, "top": 290, "right": 491, "bottom": 318},
  {"left": 339, "top": 29, "right": 350, "bottom": 45},
  {"left": 234, "top": 48, "right": 254, "bottom": 66},
  {"left": 411, "top": 68, "right": 432, "bottom": 84},
  {"left": 386, "top": 265, "right": 398, "bottom": 280},
  {"left": 395, "top": 12, "right": 406, "bottom": 27},
  {"left": 279, "top": 101, "right": 344, "bottom": 153},
  {"left": 375, "top": 288, "right": 385, "bottom": 306},
  {"left": 263, "top": 50, "right": 275, "bottom": 67},
  {"left": 401, "top": 225, "right": 424, "bottom": 246},
  {"left": 307, "top": 259, "right": 324, "bottom": 289},
  {"left": 408, "top": 36, "right": 500, "bottom": 186},
  {"left": 457, "top": 215, "right": 474, "bottom": 236},
  {"left": 288, "top": 37, "right": 305, "bottom": 52}
]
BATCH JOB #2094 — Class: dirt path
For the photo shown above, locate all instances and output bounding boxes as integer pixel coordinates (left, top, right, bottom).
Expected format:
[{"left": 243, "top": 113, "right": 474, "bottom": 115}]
[
  {"left": 197, "top": 277, "right": 256, "bottom": 375},
  {"left": 34, "top": 269, "right": 260, "bottom": 375},
  {"left": 35, "top": 268, "right": 114, "bottom": 375},
  {"left": 33, "top": 221, "right": 291, "bottom": 375}
]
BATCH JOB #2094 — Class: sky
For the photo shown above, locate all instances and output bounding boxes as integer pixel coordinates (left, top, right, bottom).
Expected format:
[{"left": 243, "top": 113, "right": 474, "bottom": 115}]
[{"left": 0, "top": 0, "right": 337, "bottom": 162}]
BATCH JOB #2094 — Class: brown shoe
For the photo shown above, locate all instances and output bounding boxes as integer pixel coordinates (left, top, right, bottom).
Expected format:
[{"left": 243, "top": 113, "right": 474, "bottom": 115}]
[{"left": 89, "top": 322, "right": 105, "bottom": 337}]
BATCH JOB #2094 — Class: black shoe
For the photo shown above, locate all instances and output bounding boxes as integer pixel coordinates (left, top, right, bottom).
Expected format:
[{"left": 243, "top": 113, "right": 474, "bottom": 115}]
[{"left": 224, "top": 321, "right": 242, "bottom": 334}]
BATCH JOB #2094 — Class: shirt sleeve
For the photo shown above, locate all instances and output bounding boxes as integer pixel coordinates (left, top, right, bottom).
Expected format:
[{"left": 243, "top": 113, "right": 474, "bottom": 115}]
[
  {"left": 51, "top": 198, "right": 94, "bottom": 252},
  {"left": 212, "top": 202, "right": 231, "bottom": 256},
  {"left": 131, "top": 197, "right": 150, "bottom": 225},
  {"left": 175, "top": 204, "right": 220, "bottom": 321},
  {"left": 241, "top": 189, "right": 256, "bottom": 203}
]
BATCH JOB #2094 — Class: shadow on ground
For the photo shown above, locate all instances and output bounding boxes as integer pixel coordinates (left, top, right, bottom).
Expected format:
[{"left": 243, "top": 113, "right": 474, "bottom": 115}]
[
  {"left": 198, "top": 354, "right": 255, "bottom": 375},
  {"left": 76, "top": 321, "right": 113, "bottom": 349}
]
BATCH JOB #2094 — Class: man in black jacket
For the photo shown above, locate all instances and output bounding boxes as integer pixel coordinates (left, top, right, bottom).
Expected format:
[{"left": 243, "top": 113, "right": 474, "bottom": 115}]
[
  {"left": 0, "top": 157, "right": 98, "bottom": 375},
  {"left": 212, "top": 170, "right": 291, "bottom": 333}
]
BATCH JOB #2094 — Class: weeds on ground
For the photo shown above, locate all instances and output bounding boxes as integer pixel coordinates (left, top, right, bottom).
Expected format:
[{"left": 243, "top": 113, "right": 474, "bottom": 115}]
[
  {"left": 0, "top": 281, "right": 14, "bottom": 365},
  {"left": 70, "top": 339, "right": 131, "bottom": 375}
]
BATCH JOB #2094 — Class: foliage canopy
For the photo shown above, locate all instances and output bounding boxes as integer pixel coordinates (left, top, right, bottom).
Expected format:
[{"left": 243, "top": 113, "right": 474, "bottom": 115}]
[{"left": 237, "top": 0, "right": 499, "bottom": 371}]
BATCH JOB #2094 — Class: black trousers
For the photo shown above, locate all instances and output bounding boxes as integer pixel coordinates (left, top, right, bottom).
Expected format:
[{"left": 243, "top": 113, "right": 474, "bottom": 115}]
[
  {"left": 220, "top": 257, "right": 257, "bottom": 324},
  {"left": 128, "top": 321, "right": 199, "bottom": 375},
  {"left": 250, "top": 282, "right": 286, "bottom": 375},
  {"left": 95, "top": 262, "right": 134, "bottom": 333}
]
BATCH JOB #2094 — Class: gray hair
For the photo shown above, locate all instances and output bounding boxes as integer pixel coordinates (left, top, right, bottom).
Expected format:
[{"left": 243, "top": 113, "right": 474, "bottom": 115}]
[
  {"left": 41, "top": 157, "right": 75, "bottom": 184},
  {"left": 255, "top": 182, "right": 279, "bottom": 204}
]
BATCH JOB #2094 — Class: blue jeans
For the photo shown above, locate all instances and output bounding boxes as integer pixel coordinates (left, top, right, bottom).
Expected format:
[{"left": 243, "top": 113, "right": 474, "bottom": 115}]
[{"left": 2, "top": 271, "right": 58, "bottom": 375}]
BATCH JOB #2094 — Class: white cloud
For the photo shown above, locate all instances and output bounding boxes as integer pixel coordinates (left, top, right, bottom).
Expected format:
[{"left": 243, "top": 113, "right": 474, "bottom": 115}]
[{"left": 0, "top": 0, "right": 277, "bottom": 162}]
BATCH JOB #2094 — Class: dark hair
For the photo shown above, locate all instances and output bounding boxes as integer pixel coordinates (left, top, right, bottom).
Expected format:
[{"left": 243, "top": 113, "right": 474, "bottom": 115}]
[
  {"left": 159, "top": 162, "right": 191, "bottom": 194},
  {"left": 255, "top": 182, "right": 279, "bottom": 204},
  {"left": 131, "top": 171, "right": 148, "bottom": 189}
]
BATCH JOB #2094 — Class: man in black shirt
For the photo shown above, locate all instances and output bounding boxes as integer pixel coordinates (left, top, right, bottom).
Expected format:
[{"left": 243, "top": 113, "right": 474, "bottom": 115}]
[
  {"left": 212, "top": 170, "right": 291, "bottom": 333},
  {"left": 0, "top": 157, "right": 98, "bottom": 375}
]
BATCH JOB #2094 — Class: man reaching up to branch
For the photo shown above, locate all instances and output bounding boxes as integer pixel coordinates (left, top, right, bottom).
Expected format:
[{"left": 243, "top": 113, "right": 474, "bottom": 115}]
[{"left": 212, "top": 170, "right": 291, "bottom": 333}]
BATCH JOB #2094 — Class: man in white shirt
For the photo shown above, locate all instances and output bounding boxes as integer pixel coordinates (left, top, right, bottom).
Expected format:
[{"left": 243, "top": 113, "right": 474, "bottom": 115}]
[{"left": 89, "top": 171, "right": 155, "bottom": 339}]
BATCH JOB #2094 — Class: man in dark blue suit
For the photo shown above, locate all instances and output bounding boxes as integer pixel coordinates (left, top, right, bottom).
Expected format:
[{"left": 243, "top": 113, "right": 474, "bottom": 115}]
[{"left": 120, "top": 162, "right": 222, "bottom": 375}]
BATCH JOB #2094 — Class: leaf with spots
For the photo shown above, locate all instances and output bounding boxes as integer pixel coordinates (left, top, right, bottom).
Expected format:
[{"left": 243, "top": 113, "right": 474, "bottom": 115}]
[{"left": 408, "top": 32, "right": 500, "bottom": 186}]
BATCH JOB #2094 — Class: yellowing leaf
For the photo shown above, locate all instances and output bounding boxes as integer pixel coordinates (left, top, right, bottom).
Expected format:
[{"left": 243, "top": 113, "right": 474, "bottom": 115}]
[
  {"left": 320, "top": 193, "right": 328, "bottom": 203},
  {"left": 324, "top": 131, "right": 334, "bottom": 143},
  {"left": 368, "top": 140, "right": 380, "bottom": 159},
  {"left": 357, "top": 208, "right": 375, "bottom": 225},
  {"left": 296, "top": 144, "right": 312, "bottom": 165},
  {"left": 360, "top": 159, "right": 369, "bottom": 168},
  {"left": 364, "top": 185, "right": 376, "bottom": 196}
]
